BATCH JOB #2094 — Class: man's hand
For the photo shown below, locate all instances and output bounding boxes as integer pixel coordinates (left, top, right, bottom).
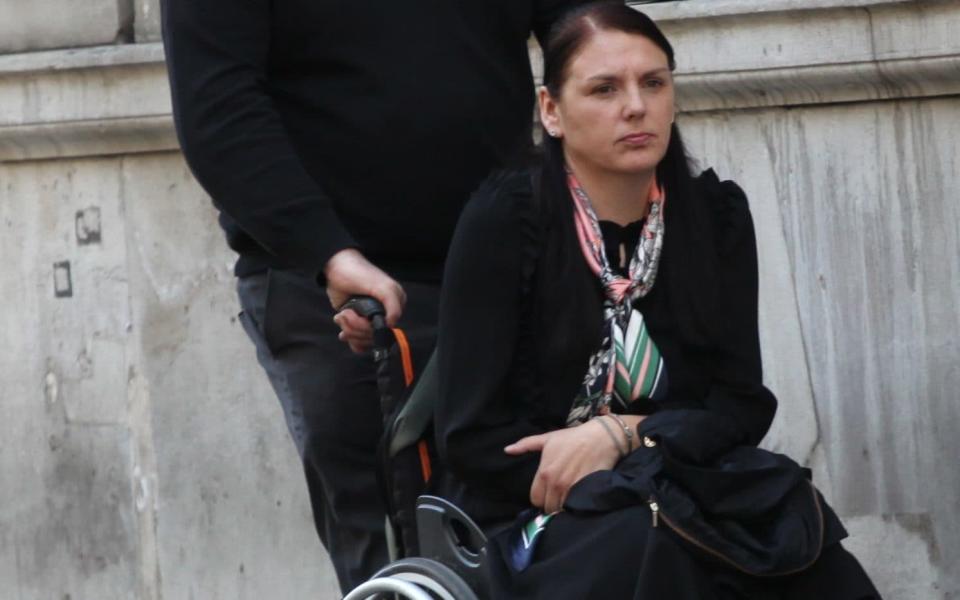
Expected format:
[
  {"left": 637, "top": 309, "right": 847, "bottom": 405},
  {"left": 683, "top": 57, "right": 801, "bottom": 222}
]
[
  {"left": 504, "top": 420, "right": 621, "bottom": 514},
  {"left": 325, "top": 248, "right": 406, "bottom": 353}
]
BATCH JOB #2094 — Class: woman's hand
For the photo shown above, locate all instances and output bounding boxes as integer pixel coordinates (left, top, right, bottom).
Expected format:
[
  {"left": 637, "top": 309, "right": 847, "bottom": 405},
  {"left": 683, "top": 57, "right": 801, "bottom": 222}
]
[{"left": 505, "top": 420, "right": 622, "bottom": 514}]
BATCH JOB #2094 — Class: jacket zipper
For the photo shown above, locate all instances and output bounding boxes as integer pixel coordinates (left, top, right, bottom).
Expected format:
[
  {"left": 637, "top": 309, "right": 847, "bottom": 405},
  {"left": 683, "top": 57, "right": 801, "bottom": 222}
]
[{"left": 646, "top": 480, "right": 825, "bottom": 577}]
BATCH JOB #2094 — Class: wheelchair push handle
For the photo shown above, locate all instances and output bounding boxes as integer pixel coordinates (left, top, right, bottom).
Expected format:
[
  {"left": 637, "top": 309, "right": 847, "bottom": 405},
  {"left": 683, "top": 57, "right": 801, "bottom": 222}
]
[
  {"left": 339, "top": 295, "right": 399, "bottom": 358},
  {"left": 340, "top": 295, "right": 388, "bottom": 331}
]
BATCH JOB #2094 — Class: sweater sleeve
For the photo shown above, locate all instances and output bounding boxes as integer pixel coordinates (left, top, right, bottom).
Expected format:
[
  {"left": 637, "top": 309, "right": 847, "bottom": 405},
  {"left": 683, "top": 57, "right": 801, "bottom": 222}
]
[
  {"left": 700, "top": 177, "right": 778, "bottom": 446},
  {"left": 435, "top": 172, "right": 546, "bottom": 505},
  {"left": 161, "top": 0, "right": 356, "bottom": 273}
]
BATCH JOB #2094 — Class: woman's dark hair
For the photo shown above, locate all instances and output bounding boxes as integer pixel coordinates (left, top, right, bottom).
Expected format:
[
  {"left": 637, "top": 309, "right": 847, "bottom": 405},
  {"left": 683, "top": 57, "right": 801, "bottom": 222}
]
[
  {"left": 536, "top": 2, "right": 718, "bottom": 346},
  {"left": 542, "top": 2, "right": 676, "bottom": 98}
]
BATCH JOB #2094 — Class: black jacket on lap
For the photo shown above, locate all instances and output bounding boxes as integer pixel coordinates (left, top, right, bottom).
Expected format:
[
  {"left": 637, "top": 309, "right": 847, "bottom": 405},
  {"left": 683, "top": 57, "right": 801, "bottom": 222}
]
[{"left": 564, "top": 408, "right": 847, "bottom": 576}]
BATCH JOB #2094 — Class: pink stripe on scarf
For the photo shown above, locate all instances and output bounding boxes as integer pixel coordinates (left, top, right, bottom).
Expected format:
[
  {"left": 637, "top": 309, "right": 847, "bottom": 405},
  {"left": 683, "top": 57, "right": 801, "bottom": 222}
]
[
  {"left": 574, "top": 216, "right": 603, "bottom": 275},
  {"left": 631, "top": 342, "right": 653, "bottom": 400},
  {"left": 616, "top": 361, "right": 631, "bottom": 382},
  {"left": 604, "top": 361, "right": 616, "bottom": 395}
]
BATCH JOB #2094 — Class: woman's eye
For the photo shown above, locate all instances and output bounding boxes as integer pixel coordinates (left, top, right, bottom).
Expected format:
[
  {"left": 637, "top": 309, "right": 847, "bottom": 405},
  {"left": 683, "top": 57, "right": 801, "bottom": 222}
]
[
  {"left": 644, "top": 79, "right": 665, "bottom": 89},
  {"left": 593, "top": 84, "right": 615, "bottom": 95}
]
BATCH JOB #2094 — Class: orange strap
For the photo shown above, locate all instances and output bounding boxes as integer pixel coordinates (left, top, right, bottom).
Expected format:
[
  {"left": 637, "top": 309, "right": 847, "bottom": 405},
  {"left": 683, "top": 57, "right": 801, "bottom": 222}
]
[
  {"left": 393, "top": 328, "right": 433, "bottom": 483},
  {"left": 390, "top": 327, "right": 415, "bottom": 387},
  {"left": 417, "top": 440, "right": 433, "bottom": 483},
  {"left": 391, "top": 327, "right": 429, "bottom": 482}
]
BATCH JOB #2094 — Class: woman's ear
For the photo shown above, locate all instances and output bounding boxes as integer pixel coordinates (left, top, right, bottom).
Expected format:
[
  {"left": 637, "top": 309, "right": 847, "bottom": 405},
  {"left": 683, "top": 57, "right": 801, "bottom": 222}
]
[{"left": 538, "top": 86, "right": 562, "bottom": 138}]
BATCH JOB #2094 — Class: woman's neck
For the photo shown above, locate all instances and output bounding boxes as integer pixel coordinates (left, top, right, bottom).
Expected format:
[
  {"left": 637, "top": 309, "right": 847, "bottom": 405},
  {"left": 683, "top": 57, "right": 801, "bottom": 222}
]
[{"left": 566, "top": 159, "right": 655, "bottom": 226}]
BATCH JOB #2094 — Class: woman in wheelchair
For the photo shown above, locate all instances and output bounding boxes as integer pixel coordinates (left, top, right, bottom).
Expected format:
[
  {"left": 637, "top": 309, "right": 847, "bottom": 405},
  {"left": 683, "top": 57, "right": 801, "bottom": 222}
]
[{"left": 433, "top": 3, "right": 880, "bottom": 598}]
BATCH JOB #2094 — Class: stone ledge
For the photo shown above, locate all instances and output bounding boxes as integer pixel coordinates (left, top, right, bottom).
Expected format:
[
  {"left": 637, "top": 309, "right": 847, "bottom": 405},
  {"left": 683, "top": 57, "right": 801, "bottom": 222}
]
[
  {"left": 638, "top": 0, "right": 960, "bottom": 72},
  {"left": 0, "top": 43, "right": 164, "bottom": 75},
  {"left": 632, "top": 0, "right": 960, "bottom": 112},
  {"left": 0, "top": 44, "right": 171, "bottom": 162},
  {"left": 676, "top": 53, "right": 960, "bottom": 112},
  {"left": 635, "top": 0, "right": 920, "bottom": 20},
  {"left": 0, "top": 0, "right": 958, "bottom": 162},
  {"left": 0, "top": 116, "right": 177, "bottom": 162}
]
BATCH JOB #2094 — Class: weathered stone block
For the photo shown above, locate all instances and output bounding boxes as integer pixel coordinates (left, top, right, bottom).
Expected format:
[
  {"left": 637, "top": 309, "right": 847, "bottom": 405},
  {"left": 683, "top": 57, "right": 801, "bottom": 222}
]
[
  {"left": 0, "top": 0, "right": 132, "bottom": 54},
  {"left": 134, "top": 0, "right": 162, "bottom": 43}
]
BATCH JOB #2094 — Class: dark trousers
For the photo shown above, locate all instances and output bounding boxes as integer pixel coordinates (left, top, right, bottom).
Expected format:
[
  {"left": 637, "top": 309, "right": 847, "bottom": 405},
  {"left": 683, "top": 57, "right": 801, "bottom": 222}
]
[{"left": 236, "top": 268, "right": 439, "bottom": 592}]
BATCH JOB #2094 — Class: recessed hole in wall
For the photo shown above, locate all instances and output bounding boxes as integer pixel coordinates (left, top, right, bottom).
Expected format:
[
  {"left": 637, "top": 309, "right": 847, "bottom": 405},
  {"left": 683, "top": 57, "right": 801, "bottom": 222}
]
[{"left": 54, "top": 261, "right": 73, "bottom": 298}]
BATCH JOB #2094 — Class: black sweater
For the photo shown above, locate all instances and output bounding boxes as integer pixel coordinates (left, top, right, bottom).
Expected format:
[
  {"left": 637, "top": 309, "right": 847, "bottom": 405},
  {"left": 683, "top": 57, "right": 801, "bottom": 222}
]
[
  {"left": 434, "top": 169, "right": 778, "bottom": 527},
  {"left": 162, "top": 0, "right": 588, "bottom": 282}
]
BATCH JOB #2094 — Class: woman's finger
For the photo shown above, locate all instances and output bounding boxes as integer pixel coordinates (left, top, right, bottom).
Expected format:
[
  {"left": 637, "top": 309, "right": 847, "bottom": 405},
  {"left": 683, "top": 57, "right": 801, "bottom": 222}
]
[
  {"left": 544, "top": 482, "right": 563, "bottom": 514},
  {"left": 504, "top": 434, "right": 547, "bottom": 455},
  {"left": 529, "top": 472, "right": 546, "bottom": 509}
]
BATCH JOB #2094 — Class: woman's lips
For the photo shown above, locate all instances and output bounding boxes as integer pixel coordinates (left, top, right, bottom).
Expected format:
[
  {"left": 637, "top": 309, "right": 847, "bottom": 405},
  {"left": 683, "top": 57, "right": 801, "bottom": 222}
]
[{"left": 620, "top": 132, "right": 656, "bottom": 145}]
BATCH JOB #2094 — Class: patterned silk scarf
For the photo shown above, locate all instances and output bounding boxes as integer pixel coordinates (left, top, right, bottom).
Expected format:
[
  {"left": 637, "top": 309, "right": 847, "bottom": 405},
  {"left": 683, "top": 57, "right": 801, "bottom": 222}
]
[
  {"left": 504, "top": 171, "right": 672, "bottom": 575},
  {"left": 565, "top": 168, "right": 668, "bottom": 426}
]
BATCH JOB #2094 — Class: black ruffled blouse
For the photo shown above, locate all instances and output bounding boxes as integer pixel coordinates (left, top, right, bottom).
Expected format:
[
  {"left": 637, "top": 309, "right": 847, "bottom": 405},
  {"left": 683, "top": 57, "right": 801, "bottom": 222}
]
[{"left": 434, "top": 168, "right": 778, "bottom": 528}]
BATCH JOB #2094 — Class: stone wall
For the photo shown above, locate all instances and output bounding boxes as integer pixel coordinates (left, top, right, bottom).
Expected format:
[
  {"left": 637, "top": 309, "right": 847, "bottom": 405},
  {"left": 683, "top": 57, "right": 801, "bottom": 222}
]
[
  {"left": 1, "top": 0, "right": 957, "bottom": 598},
  {"left": 0, "top": 155, "right": 340, "bottom": 599},
  {"left": 642, "top": 3, "right": 960, "bottom": 597}
]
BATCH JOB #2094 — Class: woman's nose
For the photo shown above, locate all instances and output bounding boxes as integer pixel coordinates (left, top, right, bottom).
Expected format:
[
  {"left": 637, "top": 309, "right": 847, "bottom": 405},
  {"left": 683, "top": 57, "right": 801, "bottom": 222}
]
[{"left": 623, "top": 86, "right": 646, "bottom": 119}]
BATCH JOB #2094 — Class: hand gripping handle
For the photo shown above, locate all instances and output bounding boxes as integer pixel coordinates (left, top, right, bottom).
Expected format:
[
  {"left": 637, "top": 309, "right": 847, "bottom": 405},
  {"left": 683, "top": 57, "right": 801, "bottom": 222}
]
[
  {"left": 340, "top": 295, "right": 388, "bottom": 331},
  {"left": 339, "top": 295, "right": 396, "bottom": 357}
]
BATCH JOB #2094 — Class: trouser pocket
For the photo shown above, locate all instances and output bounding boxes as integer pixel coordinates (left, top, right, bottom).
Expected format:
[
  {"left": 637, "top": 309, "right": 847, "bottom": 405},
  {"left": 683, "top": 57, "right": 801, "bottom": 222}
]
[{"left": 237, "top": 268, "right": 338, "bottom": 357}]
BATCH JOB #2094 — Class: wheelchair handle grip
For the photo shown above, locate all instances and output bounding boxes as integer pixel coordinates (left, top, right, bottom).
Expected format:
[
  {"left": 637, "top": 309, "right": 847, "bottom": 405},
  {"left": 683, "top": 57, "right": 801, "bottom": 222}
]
[{"left": 340, "top": 295, "right": 388, "bottom": 330}]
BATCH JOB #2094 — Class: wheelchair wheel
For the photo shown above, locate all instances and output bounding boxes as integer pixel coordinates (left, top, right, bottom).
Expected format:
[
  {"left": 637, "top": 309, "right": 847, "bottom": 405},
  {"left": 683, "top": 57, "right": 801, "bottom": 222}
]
[
  {"left": 370, "top": 557, "right": 480, "bottom": 600},
  {"left": 342, "top": 576, "right": 434, "bottom": 600}
]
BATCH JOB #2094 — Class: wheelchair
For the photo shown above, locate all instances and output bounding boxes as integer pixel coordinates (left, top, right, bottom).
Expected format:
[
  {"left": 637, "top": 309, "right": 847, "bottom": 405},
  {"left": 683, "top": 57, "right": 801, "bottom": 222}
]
[
  {"left": 342, "top": 495, "right": 487, "bottom": 600},
  {"left": 339, "top": 298, "right": 490, "bottom": 600}
]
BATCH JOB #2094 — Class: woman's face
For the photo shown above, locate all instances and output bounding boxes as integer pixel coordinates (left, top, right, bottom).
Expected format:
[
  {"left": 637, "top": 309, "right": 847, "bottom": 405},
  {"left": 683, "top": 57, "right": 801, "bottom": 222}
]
[{"left": 540, "top": 30, "right": 675, "bottom": 177}]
